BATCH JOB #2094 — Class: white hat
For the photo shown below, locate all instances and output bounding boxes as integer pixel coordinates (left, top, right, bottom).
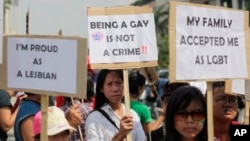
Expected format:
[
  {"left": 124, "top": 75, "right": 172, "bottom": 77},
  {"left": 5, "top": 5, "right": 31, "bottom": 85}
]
[{"left": 33, "top": 106, "right": 76, "bottom": 136}]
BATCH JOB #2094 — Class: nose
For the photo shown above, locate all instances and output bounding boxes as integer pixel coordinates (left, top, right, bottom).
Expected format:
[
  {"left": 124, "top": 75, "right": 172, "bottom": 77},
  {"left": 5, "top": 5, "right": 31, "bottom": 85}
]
[
  {"left": 224, "top": 100, "right": 232, "bottom": 108},
  {"left": 111, "top": 83, "right": 120, "bottom": 91},
  {"left": 186, "top": 114, "right": 194, "bottom": 123}
]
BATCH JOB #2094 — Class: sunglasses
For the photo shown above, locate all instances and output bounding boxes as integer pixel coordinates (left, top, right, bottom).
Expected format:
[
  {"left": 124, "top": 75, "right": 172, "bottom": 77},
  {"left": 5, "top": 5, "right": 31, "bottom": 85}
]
[
  {"left": 175, "top": 110, "right": 205, "bottom": 121},
  {"left": 214, "top": 95, "right": 238, "bottom": 105}
]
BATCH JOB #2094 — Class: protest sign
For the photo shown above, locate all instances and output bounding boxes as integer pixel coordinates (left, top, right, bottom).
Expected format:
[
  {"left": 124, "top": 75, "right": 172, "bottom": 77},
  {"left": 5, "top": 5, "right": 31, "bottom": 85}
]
[
  {"left": 0, "top": 35, "right": 87, "bottom": 98},
  {"left": 169, "top": 2, "right": 250, "bottom": 81},
  {"left": 169, "top": 2, "right": 250, "bottom": 141},
  {"left": 87, "top": 6, "right": 158, "bottom": 141},
  {"left": 88, "top": 6, "right": 158, "bottom": 69},
  {"left": 225, "top": 79, "right": 245, "bottom": 95}
]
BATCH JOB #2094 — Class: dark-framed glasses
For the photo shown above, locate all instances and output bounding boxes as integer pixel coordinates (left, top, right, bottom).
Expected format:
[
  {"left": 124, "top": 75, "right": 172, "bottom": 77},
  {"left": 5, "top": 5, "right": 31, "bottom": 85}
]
[
  {"left": 214, "top": 95, "right": 237, "bottom": 105},
  {"left": 175, "top": 110, "right": 205, "bottom": 121}
]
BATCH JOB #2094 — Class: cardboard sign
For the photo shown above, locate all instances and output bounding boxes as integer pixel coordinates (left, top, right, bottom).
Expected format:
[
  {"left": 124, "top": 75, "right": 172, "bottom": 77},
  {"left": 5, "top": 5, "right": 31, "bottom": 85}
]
[
  {"left": 169, "top": 2, "right": 250, "bottom": 81},
  {"left": 225, "top": 79, "right": 245, "bottom": 95},
  {"left": 87, "top": 6, "right": 158, "bottom": 69},
  {"left": 0, "top": 35, "right": 87, "bottom": 98},
  {"left": 189, "top": 81, "right": 207, "bottom": 95}
]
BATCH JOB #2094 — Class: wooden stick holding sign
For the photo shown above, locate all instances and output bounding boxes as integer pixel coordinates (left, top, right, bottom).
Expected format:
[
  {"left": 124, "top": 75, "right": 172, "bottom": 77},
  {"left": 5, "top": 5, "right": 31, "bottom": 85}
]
[
  {"left": 123, "top": 69, "right": 132, "bottom": 141},
  {"left": 206, "top": 82, "right": 214, "bottom": 141},
  {"left": 41, "top": 94, "right": 49, "bottom": 141},
  {"left": 88, "top": 6, "right": 158, "bottom": 141},
  {"left": 26, "top": 8, "right": 49, "bottom": 141},
  {"left": 58, "top": 29, "right": 84, "bottom": 141},
  {"left": 169, "top": 2, "right": 250, "bottom": 141}
]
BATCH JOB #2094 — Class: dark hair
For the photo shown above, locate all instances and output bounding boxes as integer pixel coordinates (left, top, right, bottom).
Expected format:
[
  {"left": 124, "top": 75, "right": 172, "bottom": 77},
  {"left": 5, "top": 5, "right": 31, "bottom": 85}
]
[
  {"left": 86, "top": 78, "right": 95, "bottom": 100},
  {"left": 165, "top": 86, "right": 207, "bottom": 141},
  {"left": 25, "top": 92, "right": 36, "bottom": 96},
  {"left": 237, "top": 96, "right": 245, "bottom": 109},
  {"left": 94, "top": 69, "right": 123, "bottom": 109},
  {"left": 129, "top": 71, "right": 145, "bottom": 97},
  {"left": 212, "top": 81, "right": 225, "bottom": 88},
  {"left": 163, "top": 82, "right": 190, "bottom": 96},
  {"left": 161, "top": 82, "right": 189, "bottom": 104}
]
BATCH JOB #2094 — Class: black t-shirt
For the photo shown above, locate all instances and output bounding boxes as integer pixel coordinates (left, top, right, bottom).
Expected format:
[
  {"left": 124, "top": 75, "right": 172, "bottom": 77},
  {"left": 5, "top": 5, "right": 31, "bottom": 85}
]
[
  {"left": 0, "top": 90, "right": 12, "bottom": 141},
  {"left": 147, "top": 125, "right": 166, "bottom": 141}
]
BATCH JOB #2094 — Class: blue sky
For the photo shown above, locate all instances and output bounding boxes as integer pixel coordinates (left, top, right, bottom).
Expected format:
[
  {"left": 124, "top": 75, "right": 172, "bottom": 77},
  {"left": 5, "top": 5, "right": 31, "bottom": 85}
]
[{"left": 14, "top": 0, "right": 135, "bottom": 37}]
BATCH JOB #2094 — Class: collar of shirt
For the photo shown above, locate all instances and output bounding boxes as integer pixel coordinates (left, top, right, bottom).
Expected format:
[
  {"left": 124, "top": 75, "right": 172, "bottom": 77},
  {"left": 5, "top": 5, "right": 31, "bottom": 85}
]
[{"left": 102, "top": 104, "right": 125, "bottom": 120}]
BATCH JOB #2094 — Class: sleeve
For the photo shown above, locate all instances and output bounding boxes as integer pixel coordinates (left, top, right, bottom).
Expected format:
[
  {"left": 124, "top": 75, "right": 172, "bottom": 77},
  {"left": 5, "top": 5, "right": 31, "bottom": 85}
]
[
  {"left": 85, "top": 111, "right": 105, "bottom": 141},
  {"left": 140, "top": 105, "right": 152, "bottom": 124},
  {"left": 0, "top": 90, "right": 12, "bottom": 108}
]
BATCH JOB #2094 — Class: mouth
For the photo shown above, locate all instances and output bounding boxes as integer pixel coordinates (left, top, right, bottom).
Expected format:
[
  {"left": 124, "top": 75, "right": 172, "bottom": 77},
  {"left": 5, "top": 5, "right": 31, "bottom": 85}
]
[
  {"left": 111, "top": 94, "right": 122, "bottom": 98},
  {"left": 224, "top": 109, "right": 233, "bottom": 114},
  {"left": 183, "top": 127, "right": 196, "bottom": 132}
]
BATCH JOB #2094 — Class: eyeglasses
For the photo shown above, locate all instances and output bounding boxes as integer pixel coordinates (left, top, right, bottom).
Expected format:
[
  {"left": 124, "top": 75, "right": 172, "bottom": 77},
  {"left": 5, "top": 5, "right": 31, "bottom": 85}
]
[
  {"left": 175, "top": 110, "right": 205, "bottom": 121},
  {"left": 214, "top": 95, "right": 237, "bottom": 105}
]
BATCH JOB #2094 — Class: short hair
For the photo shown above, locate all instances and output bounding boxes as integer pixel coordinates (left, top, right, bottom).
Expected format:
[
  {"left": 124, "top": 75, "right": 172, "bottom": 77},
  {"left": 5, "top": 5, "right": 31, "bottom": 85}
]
[
  {"left": 129, "top": 71, "right": 145, "bottom": 97},
  {"left": 94, "top": 69, "right": 123, "bottom": 109},
  {"left": 212, "top": 81, "right": 225, "bottom": 88}
]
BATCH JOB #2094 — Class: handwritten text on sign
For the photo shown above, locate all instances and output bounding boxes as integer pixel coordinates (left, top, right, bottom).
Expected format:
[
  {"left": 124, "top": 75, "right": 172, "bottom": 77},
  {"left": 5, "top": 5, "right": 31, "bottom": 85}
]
[
  {"left": 7, "top": 37, "right": 77, "bottom": 93},
  {"left": 176, "top": 5, "right": 248, "bottom": 80},
  {"left": 88, "top": 14, "right": 158, "bottom": 63}
]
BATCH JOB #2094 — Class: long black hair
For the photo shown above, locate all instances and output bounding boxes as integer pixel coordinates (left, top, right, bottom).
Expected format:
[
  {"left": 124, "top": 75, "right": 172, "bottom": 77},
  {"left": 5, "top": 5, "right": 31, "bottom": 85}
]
[
  {"left": 94, "top": 69, "right": 123, "bottom": 109},
  {"left": 165, "top": 86, "right": 207, "bottom": 141}
]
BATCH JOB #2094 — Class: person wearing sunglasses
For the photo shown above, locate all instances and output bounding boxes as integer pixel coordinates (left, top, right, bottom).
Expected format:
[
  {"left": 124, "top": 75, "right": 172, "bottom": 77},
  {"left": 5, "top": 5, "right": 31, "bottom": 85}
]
[
  {"left": 165, "top": 85, "right": 207, "bottom": 141},
  {"left": 212, "top": 81, "right": 241, "bottom": 141},
  {"left": 146, "top": 82, "right": 190, "bottom": 141}
]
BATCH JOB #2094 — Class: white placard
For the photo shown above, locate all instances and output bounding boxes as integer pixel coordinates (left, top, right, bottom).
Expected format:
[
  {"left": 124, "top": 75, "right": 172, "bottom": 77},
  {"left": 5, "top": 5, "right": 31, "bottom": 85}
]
[
  {"left": 232, "top": 79, "right": 245, "bottom": 95},
  {"left": 7, "top": 37, "right": 77, "bottom": 93},
  {"left": 189, "top": 81, "right": 207, "bottom": 95},
  {"left": 176, "top": 5, "right": 248, "bottom": 80},
  {"left": 88, "top": 14, "right": 158, "bottom": 64}
]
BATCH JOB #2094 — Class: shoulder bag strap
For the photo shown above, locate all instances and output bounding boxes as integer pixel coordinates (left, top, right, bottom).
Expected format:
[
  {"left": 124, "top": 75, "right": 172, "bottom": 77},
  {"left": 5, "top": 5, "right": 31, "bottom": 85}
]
[{"left": 97, "top": 109, "right": 119, "bottom": 130}]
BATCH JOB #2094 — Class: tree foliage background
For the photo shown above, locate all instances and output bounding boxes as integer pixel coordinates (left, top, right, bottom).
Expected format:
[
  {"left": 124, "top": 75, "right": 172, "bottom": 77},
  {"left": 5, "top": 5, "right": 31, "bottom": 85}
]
[{"left": 132, "top": 0, "right": 169, "bottom": 68}]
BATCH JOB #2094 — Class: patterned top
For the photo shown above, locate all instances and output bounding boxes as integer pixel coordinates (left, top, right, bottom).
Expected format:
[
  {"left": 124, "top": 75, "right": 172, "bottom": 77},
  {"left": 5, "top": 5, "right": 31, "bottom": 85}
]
[{"left": 61, "top": 100, "right": 93, "bottom": 141}]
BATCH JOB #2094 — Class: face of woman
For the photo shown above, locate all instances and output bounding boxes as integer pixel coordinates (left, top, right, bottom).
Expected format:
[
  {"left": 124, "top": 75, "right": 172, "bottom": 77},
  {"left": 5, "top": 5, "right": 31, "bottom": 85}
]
[
  {"left": 101, "top": 71, "right": 124, "bottom": 104},
  {"left": 174, "top": 100, "right": 205, "bottom": 141}
]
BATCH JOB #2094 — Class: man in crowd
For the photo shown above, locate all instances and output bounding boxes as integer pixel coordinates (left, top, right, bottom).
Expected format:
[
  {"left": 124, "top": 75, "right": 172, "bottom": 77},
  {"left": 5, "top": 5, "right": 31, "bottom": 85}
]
[{"left": 212, "top": 81, "right": 240, "bottom": 141}]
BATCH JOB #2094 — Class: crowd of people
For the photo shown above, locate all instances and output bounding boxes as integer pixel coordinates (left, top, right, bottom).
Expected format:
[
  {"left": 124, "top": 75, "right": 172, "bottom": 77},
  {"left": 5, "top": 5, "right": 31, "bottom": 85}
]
[{"left": 0, "top": 68, "right": 246, "bottom": 141}]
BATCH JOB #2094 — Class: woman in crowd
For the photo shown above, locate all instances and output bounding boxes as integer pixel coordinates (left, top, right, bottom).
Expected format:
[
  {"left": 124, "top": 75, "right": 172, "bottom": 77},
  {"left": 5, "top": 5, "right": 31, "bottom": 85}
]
[
  {"left": 85, "top": 69, "right": 145, "bottom": 141},
  {"left": 165, "top": 85, "right": 207, "bottom": 141},
  {"left": 0, "top": 90, "right": 26, "bottom": 141},
  {"left": 147, "top": 82, "right": 190, "bottom": 141},
  {"left": 33, "top": 106, "right": 75, "bottom": 141}
]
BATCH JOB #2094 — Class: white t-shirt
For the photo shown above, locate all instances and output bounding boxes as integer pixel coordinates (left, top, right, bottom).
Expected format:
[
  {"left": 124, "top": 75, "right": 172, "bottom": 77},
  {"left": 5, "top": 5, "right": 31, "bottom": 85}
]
[{"left": 85, "top": 104, "right": 145, "bottom": 141}]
